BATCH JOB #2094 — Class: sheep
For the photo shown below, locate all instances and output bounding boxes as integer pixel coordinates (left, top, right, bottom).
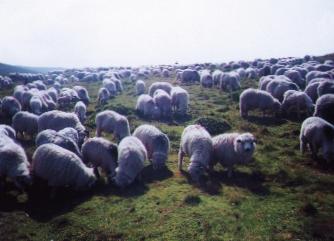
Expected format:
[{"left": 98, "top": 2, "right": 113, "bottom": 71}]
[
  {"left": 1, "top": 96, "right": 21, "bottom": 117},
  {"left": 300, "top": 117, "right": 334, "bottom": 162},
  {"left": 209, "top": 133, "right": 256, "bottom": 177},
  {"left": 95, "top": 110, "right": 130, "bottom": 141},
  {"left": 38, "top": 110, "right": 88, "bottom": 145},
  {"left": 162, "top": 69, "right": 170, "bottom": 78},
  {"left": 135, "top": 80, "right": 146, "bottom": 95},
  {"left": 284, "top": 69, "right": 305, "bottom": 88},
  {"left": 212, "top": 70, "right": 223, "bottom": 87},
  {"left": 102, "top": 79, "right": 117, "bottom": 96},
  {"left": 113, "top": 78, "right": 123, "bottom": 93},
  {"left": 258, "top": 75, "right": 276, "bottom": 90},
  {"left": 0, "top": 135, "right": 31, "bottom": 190},
  {"left": 153, "top": 89, "right": 172, "bottom": 119},
  {"left": 74, "top": 101, "right": 87, "bottom": 123},
  {"left": 35, "top": 129, "right": 82, "bottom": 158},
  {"left": 245, "top": 67, "right": 257, "bottom": 79},
  {"left": 112, "top": 136, "right": 147, "bottom": 187},
  {"left": 46, "top": 87, "right": 58, "bottom": 103},
  {"left": 0, "top": 124, "right": 16, "bottom": 139},
  {"left": 135, "top": 94, "right": 161, "bottom": 120},
  {"left": 180, "top": 69, "right": 200, "bottom": 83},
  {"left": 266, "top": 77, "right": 300, "bottom": 102},
  {"left": 133, "top": 124, "right": 170, "bottom": 169},
  {"left": 58, "top": 127, "right": 79, "bottom": 145},
  {"left": 178, "top": 125, "right": 213, "bottom": 182},
  {"left": 304, "top": 82, "right": 321, "bottom": 103},
  {"left": 317, "top": 80, "right": 334, "bottom": 97},
  {"left": 13, "top": 85, "right": 28, "bottom": 104},
  {"left": 97, "top": 87, "right": 110, "bottom": 105},
  {"left": 32, "top": 143, "right": 96, "bottom": 191},
  {"left": 306, "top": 71, "right": 332, "bottom": 84},
  {"left": 314, "top": 94, "right": 334, "bottom": 124},
  {"left": 148, "top": 82, "right": 173, "bottom": 96},
  {"left": 281, "top": 90, "right": 314, "bottom": 118},
  {"left": 73, "top": 86, "right": 90, "bottom": 104},
  {"left": 219, "top": 72, "right": 240, "bottom": 92},
  {"left": 239, "top": 88, "right": 281, "bottom": 118},
  {"left": 81, "top": 137, "right": 118, "bottom": 180},
  {"left": 12, "top": 111, "right": 39, "bottom": 139},
  {"left": 171, "top": 86, "right": 189, "bottom": 115},
  {"left": 200, "top": 70, "right": 213, "bottom": 88},
  {"left": 29, "top": 95, "right": 43, "bottom": 115}
]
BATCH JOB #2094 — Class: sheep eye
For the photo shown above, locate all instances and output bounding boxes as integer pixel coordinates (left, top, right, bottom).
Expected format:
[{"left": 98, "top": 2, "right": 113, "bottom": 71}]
[{"left": 237, "top": 139, "right": 242, "bottom": 143}]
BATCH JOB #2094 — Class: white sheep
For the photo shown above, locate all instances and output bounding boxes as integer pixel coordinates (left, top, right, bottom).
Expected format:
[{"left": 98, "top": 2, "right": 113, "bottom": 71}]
[
  {"left": 95, "top": 110, "right": 130, "bottom": 141},
  {"left": 102, "top": 79, "right": 117, "bottom": 96},
  {"left": 133, "top": 124, "right": 170, "bottom": 169},
  {"left": 0, "top": 124, "right": 16, "bottom": 139},
  {"left": 112, "top": 136, "right": 147, "bottom": 187},
  {"left": 135, "top": 80, "right": 146, "bottom": 95},
  {"left": 314, "top": 94, "right": 334, "bottom": 124},
  {"left": 209, "top": 132, "right": 256, "bottom": 177},
  {"left": 81, "top": 137, "right": 118, "bottom": 180},
  {"left": 12, "top": 111, "right": 39, "bottom": 139},
  {"left": 281, "top": 90, "right": 314, "bottom": 118},
  {"left": 148, "top": 82, "right": 173, "bottom": 96},
  {"left": 300, "top": 116, "right": 334, "bottom": 162},
  {"left": 97, "top": 87, "right": 110, "bottom": 105},
  {"left": 32, "top": 143, "right": 96, "bottom": 190},
  {"left": 200, "top": 70, "right": 213, "bottom": 88},
  {"left": 58, "top": 127, "right": 80, "bottom": 145},
  {"left": 0, "top": 135, "right": 31, "bottom": 190},
  {"left": 73, "top": 85, "right": 90, "bottom": 104},
  {"left": 1, "top": 96, "right": 21, "bottom": 117},
  {"left": 135, "top": 94, "right": 161, "bottom": 120},
  {"left": 171, "top": 86, "right": 189, "bottom": 115},
  {"left": 74, "top": 101, "right": 87, "bottom": 123},
  {"left": 178, "top": 125, "right": 213, "bottom": 182},
  {"left": 239, "top": 88, "right": 281, "bottom": 118},
  {"left": 153, "top": 89, "right": 172, "bottom": 119}
]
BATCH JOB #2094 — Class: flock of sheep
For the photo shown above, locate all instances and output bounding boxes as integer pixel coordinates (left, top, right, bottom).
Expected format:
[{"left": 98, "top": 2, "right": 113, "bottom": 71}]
[{"left": 1, "top": 54, "right": 334, "bottom": 196}]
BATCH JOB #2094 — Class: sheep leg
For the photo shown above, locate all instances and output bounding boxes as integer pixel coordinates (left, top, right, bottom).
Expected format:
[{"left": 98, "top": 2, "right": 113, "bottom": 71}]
[
  {"left": 96, "top": 128, "right": 101, "bottom": 137},
  {"left": 310, "top": 143, "right": 318, "bottom": 160},
  {"left": 94, "top": 167, "right": 100, "bottom": 179},
  {"left": 300, "top": 139, "right": 307, "bottom": 154},
  {"left": 227, "top": 166, "right": 234, "bottom": 178},
  {"left": 178, "top": 148, "right": 185, "bottom": 171}
]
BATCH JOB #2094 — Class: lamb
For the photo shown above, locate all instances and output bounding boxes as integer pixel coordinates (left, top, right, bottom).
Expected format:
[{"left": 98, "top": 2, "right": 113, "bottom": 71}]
[
  {"left": 135, "top": 94, "right": 161, "bottom": 119},
  {"left": 81, "top": 137, "right": 118, "bottom": 180},
  {"left": 314, "top": 94, "right": 334, "bottom": 124},
  {"left": 135, "top": 80, "right": 146, "bottom": 95},
  {"left": 32, "top": 143, "right": 96, "bottom": 191},
  {"left": 209, "top": 132, "right": 256, "bottom": 177},
  {"left": 12, "top": 111, "right": 39, "bottom": 139},
  {"left": 95, "top": 110, "right": 130, "bottom": 141},
  {"left": 0, "top": 124, "right": 16, "bottom": 139},
  {"left": 0, "top": 135, "right": 31, "bottom": 190},
  {"left": 1, "top": 96, "right": 21, "bottom": 117},
  {"left": 178, "top": 125, "right": 213, "bottom": 182},
  {"left": 73, "top": 86, "right": 90, "bottom": 104},
  {"left": 133, "top": 124, "right": 170, "bottom": 169},
  {"left": 300, "top": 117, "right": 334, "bottom": 162},
  {"left": 35, "top": 129, "right": 82, "bottom": 157},
  {"left": 200, "top": 70, "right": 213, "bottom": 88},
  {"left": 239, "top": 88, "right": 281, "bottom": 118},
  {"left": 171, "top": 86, "right": 189, "bottom": 115},
  {"left": 112, "top": 136, "right": 147, "bottom": 187},
  {"left": 38, "top": 110, "right": 88, "bottom": 145},
  {"left": 97, "top": 87, "right": 110, "bottom": 105},
  {"left": 281, "top": 90, "right": 314, "bottom": 118},
  {"left": 148, "top": 82, "right": 173, "bottom": 96},
  {"left": 74, "top": 101, "right": 87, "bottom": 123},
  {"left": 153, "top": 89, "right": 172, "bottom": 119}
]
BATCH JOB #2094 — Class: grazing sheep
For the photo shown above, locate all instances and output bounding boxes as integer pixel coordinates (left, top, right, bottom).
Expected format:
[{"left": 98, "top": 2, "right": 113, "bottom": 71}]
[
  {"left": 81, "top": 137, "right": 118, "bottom": 180},
  {"left": 209, "top": 133, "right": 256, "bottom": 177},
  {"left": 74, "top": 101, "right": 87, "bottom": 123},
  {"left": 38, "top": 110, "right": 88, "bottom": 145},
  {"left": 281, "top": 90, "right": 314, "bottom": 118},
  {"left": 73, "top": 86, "right": 90, "bottom": 104},
  {"left": 12, "top": 111, "right": 39, "bottom": 139},
  {"left": 135, "top": 80, "right": 146, "bottom": 95},
  {"left": 212, "top": 70, "right": 223, "bottom": 87},
  {"left": 284, "top": 69, "right": 305, "bottom": 88},
  {"left": 148, "top": 82, "right": 173, "bottom": 96},
  {"left": 266, "top": 77, "right": 299, "bottom": 102},
  {"left": 0, "top": 135, "right": 31, "bottom": 190},
  {"left": 95, "top": 110, "right": 130, "bottom": 141},
  {"left": 219, "top": 72, "right": 240, "bottom": 92},
  {"left": 153, "top": 89, "right": 172, "bottom": 119},
  {"left": 133, "top": 124, "right": 170, "bottom": 169},
  {"left": 314, "top": 94, "right": 334, "bottom": 124},
  {"left": 32, "top": 144, "right": 96, "bottom": 190},
  {"left": 0, "top": 124, "right": 16, "bottom": 139},
  {"left": 102, "top": 79, "right": 117, "bottom": 96},
  {"left": 304, "top": 82, "right": 321, "bottom": 103},
  {"left": 300, "top": 117, "right": 334, "bottom": 162},
  {"left": 259, "top": 75, "right": 276, "bottom": 90},
  {"left": 97, "top": 87, "right": 110, "bottom": 105},
  {"left": 245, "top": 67, "right": 257, "bottom": 79},
  {"left": 239, "top": 88, "right": 281, "bottom": 118},
  {"left": 200, "top": 70, "right": 213, "bottom": 88},
  {"left": 306, "top": 71, "right": 332, "bottom": 84},
  {"left": 113, "top": 78, "right": 123, "bottom": 93},
  {"left": 178, "top": 125, "right": 213, "bottom": 182},
  {"left": 58, "top": 127, "right": 79, "bottom": 145},
  {"left": 1, "top": 96, "right": 21, "bottom": 117},
  {"left": 136, "top": 94, "right": 161, "bottom": 119},
  {"left": 171, "top": 86, "right": 189, "bottom": 115},
  {"left": 29, "top": 95, "right": 43, "bottom": 115},
  {"left": 112, "top": 136, "right": 147, "bottom": 187},
  {"left": 317, "top": 80, "right": 334, "bottom": 97},
  {"left": 180, "top": 69, "right": 200, "bottom": 83}
]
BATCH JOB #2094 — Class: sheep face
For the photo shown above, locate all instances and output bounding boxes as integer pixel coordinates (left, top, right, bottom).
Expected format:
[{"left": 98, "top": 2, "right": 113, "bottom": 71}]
[{"left": 234, "top": 133, "right": 256, "bottom": 161}]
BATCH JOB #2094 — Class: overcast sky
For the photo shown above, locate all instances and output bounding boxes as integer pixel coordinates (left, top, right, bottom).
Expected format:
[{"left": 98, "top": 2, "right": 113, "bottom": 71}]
[{"left": 0, "top": 0, "right": 333, "bottom": 68}]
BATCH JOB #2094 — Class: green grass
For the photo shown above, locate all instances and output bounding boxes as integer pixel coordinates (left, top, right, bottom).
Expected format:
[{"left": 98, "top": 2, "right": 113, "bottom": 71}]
[{"left": 1, "top": 75, "right": 334, "bottom": 241}]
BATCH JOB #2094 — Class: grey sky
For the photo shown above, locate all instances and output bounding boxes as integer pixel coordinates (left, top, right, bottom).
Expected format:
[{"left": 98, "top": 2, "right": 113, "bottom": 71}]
[{"left": 0, "top": 0, "right": 333, "bottom": 68}]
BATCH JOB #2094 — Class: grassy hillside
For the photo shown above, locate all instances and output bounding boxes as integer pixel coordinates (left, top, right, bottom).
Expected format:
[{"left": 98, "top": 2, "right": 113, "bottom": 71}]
[
  {"left": 0, "top": 76, "right": 334, "bottom": 241},
  {"left": 0, "top": 63, "right": 37, "bottom": 75}
]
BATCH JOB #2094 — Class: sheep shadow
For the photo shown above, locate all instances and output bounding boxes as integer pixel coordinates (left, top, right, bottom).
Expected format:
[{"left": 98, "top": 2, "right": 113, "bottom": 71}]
[
  {"left": 245, "top": 115, "right": 286, "bottom": 126},
  {"left": 141, "top": 165, "right": 174, "bottom": 183}
]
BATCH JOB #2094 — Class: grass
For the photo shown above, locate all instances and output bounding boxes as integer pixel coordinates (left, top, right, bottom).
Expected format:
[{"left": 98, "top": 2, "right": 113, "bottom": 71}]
[{"left": 1, "top": 75, "right": 334, "bottom": 241}]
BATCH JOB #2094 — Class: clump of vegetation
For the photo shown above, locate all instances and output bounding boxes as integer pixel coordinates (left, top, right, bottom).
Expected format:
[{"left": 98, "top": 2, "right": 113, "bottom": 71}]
[{"left": 194, "top": 117, "right": 231, "bottom": 135}]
